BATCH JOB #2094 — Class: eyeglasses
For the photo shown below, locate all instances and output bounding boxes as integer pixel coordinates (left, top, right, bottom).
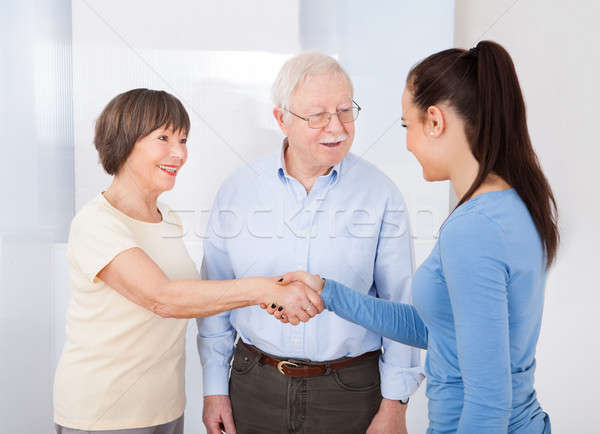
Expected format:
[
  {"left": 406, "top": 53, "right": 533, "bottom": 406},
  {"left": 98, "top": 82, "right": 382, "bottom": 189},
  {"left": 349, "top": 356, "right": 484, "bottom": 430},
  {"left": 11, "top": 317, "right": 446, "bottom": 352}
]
[{"left": 284, "top": 100, "right": 362, "bottom": 129}]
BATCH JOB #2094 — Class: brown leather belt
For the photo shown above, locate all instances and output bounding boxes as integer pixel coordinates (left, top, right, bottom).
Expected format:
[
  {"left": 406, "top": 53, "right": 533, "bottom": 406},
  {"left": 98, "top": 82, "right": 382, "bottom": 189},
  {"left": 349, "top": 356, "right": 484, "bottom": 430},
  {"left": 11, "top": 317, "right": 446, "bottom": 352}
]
[{"left": 243, "top": 342, "right": 380, "bottom": 378}]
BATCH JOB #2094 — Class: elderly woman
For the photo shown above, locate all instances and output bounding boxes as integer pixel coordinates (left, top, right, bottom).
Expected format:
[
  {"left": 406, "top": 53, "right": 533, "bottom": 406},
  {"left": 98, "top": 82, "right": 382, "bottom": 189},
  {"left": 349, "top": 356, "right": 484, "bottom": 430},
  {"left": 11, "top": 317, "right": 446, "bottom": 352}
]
[{"left": 53, "top": 89, "right": 321, "bottom": 434}]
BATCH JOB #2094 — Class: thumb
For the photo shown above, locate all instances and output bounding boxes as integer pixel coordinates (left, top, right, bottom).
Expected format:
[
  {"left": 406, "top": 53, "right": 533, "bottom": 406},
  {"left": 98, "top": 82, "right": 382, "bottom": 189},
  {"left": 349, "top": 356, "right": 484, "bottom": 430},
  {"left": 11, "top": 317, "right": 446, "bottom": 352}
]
[
  {"left": 222, "top": 410, "right": 237, "bottom": 434},
  {"left": 280, "top": 271, "right": 301, "bottom": 285}
]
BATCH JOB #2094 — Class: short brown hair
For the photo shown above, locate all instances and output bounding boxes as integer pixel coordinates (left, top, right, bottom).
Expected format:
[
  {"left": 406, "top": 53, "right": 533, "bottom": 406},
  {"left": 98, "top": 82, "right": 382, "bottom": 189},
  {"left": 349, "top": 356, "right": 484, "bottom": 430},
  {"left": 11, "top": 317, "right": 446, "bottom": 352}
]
[{"left": 94, "top": 88, "right": 190, "bottom": 175}]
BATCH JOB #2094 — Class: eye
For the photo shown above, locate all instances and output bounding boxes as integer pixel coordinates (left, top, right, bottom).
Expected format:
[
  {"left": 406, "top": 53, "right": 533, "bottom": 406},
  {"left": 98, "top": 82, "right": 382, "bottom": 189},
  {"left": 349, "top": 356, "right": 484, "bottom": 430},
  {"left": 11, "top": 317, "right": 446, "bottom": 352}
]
[
  {"left": 401, "top": 123, "right": 407, "bottom": 128},
  {"left": 180, "top": 138, "right": 187, "bottom": 144},
  {"left": 158, "top": 135, "right": 168, "bottom": 141}
]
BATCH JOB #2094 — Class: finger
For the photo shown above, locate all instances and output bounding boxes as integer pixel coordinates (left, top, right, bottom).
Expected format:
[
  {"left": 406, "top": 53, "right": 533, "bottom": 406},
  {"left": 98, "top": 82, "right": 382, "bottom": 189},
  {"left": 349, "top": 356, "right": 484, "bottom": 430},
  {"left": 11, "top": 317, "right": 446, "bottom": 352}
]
[
  {"left": 296, "top": 310, "right": 310, "bottom": 323},
  {"left": 280, "top": 271, "right": 305, "bottom": 285},
  {"left": 306, "top": 290, "right": 325, "bottom": 313},
  {"left": 266, "top": 303, "right": 277, "bottom": 315},
  {"left": 259, "top": 303, "right": 267, "bottom": 309},
  {"left": 280, "top": 313, "right": 289, "bottom": 324},
  {"left": 274, "top": 307, "right": 284, "bottom": 319},
  {"left": 222, "top": 411, "right": 237, "bottom": 434},
  {"left": 288, "top": 314, "right": 300, "bottom": 326},
  {"left": 206, "top": 421, "right": 221, "bottom": 434},
  {"left": 304, "top": 303, "right": 318, "bottom": 318},
  {"left": 292, "top": 271, "right": 321, "bottom": 290}
]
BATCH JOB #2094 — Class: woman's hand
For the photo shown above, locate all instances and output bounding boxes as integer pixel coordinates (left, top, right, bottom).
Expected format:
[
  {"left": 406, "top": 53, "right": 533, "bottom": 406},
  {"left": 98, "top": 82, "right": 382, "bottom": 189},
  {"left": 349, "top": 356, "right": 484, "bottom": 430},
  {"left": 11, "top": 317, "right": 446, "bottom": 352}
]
[
  {"left": 280, "top": 271, "right": 325, "bottom": 294},
  {"left": 259, "top": 277, "right": 324, "bottom": 325}
]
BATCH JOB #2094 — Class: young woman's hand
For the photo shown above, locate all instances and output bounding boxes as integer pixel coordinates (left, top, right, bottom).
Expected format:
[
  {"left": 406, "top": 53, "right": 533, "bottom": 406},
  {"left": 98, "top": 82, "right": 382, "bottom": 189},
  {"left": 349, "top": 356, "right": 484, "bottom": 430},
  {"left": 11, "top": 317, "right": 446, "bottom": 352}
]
[{"left": 280, "top": 270, "right": 325, "bottom": 294}]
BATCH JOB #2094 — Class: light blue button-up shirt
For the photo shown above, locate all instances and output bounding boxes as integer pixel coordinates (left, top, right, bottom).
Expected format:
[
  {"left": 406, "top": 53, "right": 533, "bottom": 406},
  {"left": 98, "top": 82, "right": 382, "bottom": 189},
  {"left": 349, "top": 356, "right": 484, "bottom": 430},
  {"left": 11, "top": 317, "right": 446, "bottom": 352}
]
[{"left": 197, "top": 142, "right": 424, "bottom": 400}]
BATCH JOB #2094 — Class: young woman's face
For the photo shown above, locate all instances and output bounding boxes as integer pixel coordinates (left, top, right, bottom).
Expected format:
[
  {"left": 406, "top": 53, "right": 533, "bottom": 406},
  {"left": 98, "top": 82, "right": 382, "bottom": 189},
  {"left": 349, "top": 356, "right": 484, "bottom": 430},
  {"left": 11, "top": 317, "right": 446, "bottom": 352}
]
[
  {"left": 401, "top": 87, "right": 449, "bottom": 182},
  {"left": 120, "top": 125, "right": 188, "bottom": 193}
]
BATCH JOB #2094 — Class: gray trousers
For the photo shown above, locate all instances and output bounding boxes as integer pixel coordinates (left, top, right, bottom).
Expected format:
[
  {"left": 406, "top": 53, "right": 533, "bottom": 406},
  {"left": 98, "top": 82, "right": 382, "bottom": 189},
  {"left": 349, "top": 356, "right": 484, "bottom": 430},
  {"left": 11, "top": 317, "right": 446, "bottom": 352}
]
[
  {"left": 55, "top": 414, "right": 184, "bottom": 434},
  {"left": 230, "top": 342, "right": 382, "bottom": 434}
]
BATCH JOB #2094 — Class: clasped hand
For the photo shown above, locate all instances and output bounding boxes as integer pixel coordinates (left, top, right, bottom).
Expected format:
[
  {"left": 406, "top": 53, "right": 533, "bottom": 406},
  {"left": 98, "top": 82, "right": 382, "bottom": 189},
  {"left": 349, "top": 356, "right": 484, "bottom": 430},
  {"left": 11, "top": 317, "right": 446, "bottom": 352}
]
[{"left": 260, "top": 271, "right": 326, "bottom": 325}]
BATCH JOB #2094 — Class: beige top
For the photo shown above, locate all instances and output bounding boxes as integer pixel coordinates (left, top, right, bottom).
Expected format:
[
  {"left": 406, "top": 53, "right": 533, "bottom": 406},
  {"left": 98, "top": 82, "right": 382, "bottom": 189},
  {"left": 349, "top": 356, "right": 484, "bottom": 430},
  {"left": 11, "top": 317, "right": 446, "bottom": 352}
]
[{"left": 54, "top": 194, "right": 199, "bottom": 430}]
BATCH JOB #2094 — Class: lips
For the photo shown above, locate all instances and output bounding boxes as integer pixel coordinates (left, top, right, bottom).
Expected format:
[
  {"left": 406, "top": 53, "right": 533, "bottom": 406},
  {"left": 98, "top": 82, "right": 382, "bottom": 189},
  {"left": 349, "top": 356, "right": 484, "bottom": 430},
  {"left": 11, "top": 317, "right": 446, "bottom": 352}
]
[{"left": 320, "top": 141, "right": 342, "bottom": 148}]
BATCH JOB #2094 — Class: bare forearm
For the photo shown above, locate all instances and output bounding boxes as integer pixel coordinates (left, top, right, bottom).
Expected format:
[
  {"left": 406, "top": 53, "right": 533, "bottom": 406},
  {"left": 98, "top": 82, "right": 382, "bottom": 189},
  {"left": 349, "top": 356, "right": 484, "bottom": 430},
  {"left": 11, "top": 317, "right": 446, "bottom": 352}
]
[{"left": 153, "top": 277, "right": 268, "bottom": 318}]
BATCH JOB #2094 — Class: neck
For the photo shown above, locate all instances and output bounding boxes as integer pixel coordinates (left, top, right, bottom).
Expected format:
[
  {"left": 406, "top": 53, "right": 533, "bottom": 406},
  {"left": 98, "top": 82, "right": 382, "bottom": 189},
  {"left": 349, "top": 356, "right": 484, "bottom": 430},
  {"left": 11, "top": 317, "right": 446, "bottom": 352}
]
[
  {"left": 449, "top": 149, "right": 511, "bottom": 202},
  {"left": 284, "top": 144, "right": 332, "bottom": 193},
  {"left": 104, "top": 171, "right": 162, "bottom": 223}
]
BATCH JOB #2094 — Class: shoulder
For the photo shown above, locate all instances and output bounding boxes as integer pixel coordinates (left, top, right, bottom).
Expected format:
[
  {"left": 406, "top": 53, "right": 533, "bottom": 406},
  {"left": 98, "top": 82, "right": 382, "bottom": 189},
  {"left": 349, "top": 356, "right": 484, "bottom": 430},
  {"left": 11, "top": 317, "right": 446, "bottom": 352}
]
[
  {"left": 72, "top": 195, "right": 119, "bottom": 228},
  {"left": 440, "top": 208, "right": 507, "bottom": 263},
  {"left": 69, "top": 195, "right": 132, "bottom": 240}
]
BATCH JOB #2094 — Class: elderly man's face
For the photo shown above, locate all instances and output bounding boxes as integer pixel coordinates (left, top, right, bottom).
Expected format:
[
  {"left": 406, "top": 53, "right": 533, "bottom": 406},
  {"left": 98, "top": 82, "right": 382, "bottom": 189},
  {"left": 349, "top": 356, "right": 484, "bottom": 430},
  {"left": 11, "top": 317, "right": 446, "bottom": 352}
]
[{"left": 281, "top": 73, "right": 355, "bottom": 169}]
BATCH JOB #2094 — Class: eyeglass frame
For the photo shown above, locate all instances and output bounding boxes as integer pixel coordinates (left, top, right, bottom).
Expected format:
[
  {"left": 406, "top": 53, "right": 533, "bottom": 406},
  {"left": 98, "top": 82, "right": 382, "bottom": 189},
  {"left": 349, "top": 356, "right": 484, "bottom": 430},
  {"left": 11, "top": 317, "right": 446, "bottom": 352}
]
[{"left": 282, "top": 99, "right": 362, "bottom": 129}]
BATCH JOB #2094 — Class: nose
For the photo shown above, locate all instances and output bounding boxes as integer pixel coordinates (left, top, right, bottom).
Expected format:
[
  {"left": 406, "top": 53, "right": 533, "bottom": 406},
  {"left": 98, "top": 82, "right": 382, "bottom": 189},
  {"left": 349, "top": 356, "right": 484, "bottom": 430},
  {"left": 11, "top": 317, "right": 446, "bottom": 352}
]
[
  {"left": 325, "top": 112, "right": 344, "bottom": 133},
  {"left": 170, "top": 141, "right": 187, "bottom": 162}
]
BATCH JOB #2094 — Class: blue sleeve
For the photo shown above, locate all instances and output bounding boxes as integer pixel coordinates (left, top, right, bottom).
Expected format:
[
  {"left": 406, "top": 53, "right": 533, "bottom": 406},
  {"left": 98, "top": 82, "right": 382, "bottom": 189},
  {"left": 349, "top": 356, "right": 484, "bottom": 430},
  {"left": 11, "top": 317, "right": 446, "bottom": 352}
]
[
  {"left": 372, "top": 190, "right": 425, "bottom": 399},
  {"left": 196, "top": 197, "right": 237, "bottom": 396},
  {"left": 321, "top": 279, "right": 428, "bottom": 350},
  {"left": 440, "top": 212, "right": 512, "bottom": 433}
]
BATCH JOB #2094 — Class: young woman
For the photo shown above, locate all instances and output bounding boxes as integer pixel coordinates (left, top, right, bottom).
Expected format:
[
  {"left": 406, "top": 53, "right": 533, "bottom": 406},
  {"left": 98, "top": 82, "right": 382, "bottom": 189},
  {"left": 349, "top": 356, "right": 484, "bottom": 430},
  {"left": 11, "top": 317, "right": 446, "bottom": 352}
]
[
  {"left": 275, "top": 41, "right": 558, "bottom": 433},
  {"left": 53, "top": 89, "right": 321, "bottom": 434}
]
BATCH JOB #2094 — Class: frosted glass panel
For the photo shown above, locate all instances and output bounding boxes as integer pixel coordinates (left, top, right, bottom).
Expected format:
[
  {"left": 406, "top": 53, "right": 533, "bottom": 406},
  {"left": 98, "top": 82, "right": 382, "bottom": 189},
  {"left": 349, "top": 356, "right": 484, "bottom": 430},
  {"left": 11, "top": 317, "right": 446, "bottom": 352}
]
[{"left": 0, "top": 1, "right": 74, "bottom": 433}]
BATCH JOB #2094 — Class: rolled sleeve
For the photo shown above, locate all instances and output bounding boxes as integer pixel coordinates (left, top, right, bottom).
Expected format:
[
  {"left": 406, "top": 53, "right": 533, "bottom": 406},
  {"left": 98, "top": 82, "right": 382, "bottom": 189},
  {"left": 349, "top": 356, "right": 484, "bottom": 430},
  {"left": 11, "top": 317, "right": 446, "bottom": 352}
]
[{"left": 196, "top": 198, "right": 237, "bottom": 396}]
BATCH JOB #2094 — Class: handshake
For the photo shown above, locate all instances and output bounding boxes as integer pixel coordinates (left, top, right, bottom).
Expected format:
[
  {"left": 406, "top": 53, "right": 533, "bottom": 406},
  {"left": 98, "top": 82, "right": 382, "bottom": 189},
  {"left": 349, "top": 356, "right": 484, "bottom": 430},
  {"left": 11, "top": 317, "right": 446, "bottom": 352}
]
[{"left": 259, "top": 271, "right": 327, "bottom": 325}]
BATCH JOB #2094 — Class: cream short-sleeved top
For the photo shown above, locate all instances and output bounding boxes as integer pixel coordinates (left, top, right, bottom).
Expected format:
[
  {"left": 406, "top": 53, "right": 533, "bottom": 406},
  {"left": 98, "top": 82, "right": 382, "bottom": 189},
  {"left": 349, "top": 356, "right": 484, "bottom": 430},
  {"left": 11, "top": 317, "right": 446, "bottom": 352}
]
[{"left": 54, "top": 193, "right": 199, "bottom": 431}]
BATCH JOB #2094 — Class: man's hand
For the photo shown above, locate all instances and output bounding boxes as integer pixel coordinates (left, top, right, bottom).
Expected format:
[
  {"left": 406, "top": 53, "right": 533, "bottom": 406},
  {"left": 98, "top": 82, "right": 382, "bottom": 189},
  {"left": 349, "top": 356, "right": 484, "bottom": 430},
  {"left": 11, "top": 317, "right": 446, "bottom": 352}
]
[
  {"left": 366, "top": 398, "right": 408, "bottom": 434},
  {"left": 203, "top": 395, "right": 236, "bottom": 434}
]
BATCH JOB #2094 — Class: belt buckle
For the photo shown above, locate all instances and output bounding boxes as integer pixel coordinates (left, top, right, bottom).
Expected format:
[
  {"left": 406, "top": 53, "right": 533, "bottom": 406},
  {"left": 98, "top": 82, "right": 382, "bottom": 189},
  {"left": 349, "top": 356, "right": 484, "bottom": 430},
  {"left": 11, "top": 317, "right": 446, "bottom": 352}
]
[{"left": 277, "top": 360, "right": 299, "bottom": 375}]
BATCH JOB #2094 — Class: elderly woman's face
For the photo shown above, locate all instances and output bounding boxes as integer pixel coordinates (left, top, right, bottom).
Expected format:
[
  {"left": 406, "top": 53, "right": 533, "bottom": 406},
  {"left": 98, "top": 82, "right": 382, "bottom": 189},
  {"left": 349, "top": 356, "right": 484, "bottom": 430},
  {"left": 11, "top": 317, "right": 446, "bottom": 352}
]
[
  {"left": 284, "top": 73, "right": 354, "bottom": 169},
  {"left": 121, "top": 126, "right": 188, "bottom": 192}
]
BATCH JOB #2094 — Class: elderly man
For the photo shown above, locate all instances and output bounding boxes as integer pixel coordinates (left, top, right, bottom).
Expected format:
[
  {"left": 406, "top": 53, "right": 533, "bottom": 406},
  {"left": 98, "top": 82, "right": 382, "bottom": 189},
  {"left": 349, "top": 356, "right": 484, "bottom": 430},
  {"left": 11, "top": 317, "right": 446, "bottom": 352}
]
[{"left": 198, "top": 52, "right": 424, "bottom": 434}]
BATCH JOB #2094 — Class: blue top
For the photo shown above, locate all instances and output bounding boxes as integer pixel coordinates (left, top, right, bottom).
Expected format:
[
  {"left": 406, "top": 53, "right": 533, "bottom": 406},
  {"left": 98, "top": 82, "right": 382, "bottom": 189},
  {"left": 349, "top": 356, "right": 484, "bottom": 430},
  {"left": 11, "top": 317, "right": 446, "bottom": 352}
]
[
  {"left": 197, "top": 142, "right": 424, "bottom": 399},
  {"left": 322, "top": 189, "right": 549, "bottom": 433}
]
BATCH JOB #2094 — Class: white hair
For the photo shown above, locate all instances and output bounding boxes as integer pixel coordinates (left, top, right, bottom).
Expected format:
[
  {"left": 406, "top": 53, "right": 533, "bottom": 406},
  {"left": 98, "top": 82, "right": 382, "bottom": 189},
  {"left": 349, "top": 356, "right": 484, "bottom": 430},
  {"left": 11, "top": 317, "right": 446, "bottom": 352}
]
[{"left": 271, "top": 52, "right": 354, "bottom": 120}]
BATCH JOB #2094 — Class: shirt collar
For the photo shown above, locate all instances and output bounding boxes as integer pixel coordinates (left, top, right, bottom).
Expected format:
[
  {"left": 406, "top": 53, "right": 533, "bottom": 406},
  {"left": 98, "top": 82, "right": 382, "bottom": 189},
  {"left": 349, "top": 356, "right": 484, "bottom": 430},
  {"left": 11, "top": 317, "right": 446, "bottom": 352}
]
[{"left": 276, "top": 137, "right": 342, "bottom": 186}]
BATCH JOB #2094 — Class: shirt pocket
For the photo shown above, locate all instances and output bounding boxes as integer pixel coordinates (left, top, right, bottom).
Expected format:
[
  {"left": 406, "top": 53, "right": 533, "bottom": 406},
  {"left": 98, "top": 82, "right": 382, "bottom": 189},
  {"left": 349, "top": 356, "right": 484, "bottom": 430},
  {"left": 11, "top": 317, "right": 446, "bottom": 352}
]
[{"left": 331, "top": 234, "right": 377, "bottom": 289}]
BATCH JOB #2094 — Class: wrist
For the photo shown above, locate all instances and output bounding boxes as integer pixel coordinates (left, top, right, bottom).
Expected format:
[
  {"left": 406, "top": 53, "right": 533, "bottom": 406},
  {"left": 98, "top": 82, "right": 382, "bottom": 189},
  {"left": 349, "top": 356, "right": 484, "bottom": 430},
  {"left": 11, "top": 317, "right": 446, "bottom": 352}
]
[
  {"left": 318, "top": 277, "right": 325, "bottom": 295},
  {"left": 380, "top": 397, "right": 408, "bottom": 412},
  {"left": 244, "top": 277, "right": 268, "bottom": 305}
]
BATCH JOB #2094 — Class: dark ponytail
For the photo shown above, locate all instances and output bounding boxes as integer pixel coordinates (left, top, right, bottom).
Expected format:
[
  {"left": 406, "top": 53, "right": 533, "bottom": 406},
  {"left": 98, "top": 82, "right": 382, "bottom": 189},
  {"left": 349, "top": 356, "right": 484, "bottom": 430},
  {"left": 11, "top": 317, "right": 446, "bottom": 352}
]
[{"left": 407, "top": 41, "right": 559, "bottom": 267}]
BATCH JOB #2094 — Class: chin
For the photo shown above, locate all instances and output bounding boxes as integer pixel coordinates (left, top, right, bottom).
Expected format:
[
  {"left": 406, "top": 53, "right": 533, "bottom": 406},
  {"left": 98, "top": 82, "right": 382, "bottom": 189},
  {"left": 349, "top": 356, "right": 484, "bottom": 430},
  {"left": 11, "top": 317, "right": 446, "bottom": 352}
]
[
  {"left": 422, "top": 170, "right": 447, "bottom": 183},
  {"left": 158, "top": 180, "right": 177, "bottom": 192},
  {"left": 321, "top": 145, "right": 350, "bottom": 165}
]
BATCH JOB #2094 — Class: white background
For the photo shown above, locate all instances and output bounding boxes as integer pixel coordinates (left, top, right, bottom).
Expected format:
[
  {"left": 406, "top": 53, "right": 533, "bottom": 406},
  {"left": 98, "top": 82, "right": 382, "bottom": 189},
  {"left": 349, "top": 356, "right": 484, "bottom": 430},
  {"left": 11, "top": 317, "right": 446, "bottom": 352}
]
[
  {"left": 1, "top": 1, "right": 598, "bottom": 433},
  {"left": 455, "top": 1, "right": 600, "bottom": 432}
]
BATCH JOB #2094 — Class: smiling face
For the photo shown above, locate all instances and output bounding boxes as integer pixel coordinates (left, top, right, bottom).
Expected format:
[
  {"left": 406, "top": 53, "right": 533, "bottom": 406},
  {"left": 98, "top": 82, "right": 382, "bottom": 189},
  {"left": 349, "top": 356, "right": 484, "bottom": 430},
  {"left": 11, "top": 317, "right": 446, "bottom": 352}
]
[
  {"left": 276, "top": 73, "right": 355, "bottom": 172},
  {"left": 119, "top": 125, "right": 188, "bottom": 193},
  {"left": 401, "top": 87, "right": 450, "bottom": 182}
]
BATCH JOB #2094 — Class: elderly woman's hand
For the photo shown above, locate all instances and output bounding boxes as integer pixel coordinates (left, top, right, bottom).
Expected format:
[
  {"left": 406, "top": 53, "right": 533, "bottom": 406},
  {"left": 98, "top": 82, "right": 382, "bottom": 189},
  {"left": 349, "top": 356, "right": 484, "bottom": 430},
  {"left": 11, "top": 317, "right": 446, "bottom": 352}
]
[{"left": 260, "top": 277, "right": 324, "bottom": 325}]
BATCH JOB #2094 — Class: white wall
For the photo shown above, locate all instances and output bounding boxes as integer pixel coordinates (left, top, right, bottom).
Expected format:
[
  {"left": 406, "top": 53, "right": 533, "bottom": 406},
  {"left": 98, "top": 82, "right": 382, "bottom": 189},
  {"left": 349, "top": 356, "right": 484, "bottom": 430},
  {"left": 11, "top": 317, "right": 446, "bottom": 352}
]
[{"left": 454, "top": 1, "right": 600, "bottom": 432}]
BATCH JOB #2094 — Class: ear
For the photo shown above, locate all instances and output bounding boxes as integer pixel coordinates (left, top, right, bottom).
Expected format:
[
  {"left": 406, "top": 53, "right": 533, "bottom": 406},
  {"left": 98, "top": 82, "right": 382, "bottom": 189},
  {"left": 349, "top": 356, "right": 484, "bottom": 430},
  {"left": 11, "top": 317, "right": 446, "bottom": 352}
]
[
  {"left": 273, "top": 108, "right": 290, "bottom": 136},
  {"left": 425, "top": 105, "right": 446, "bottom": 138}
]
